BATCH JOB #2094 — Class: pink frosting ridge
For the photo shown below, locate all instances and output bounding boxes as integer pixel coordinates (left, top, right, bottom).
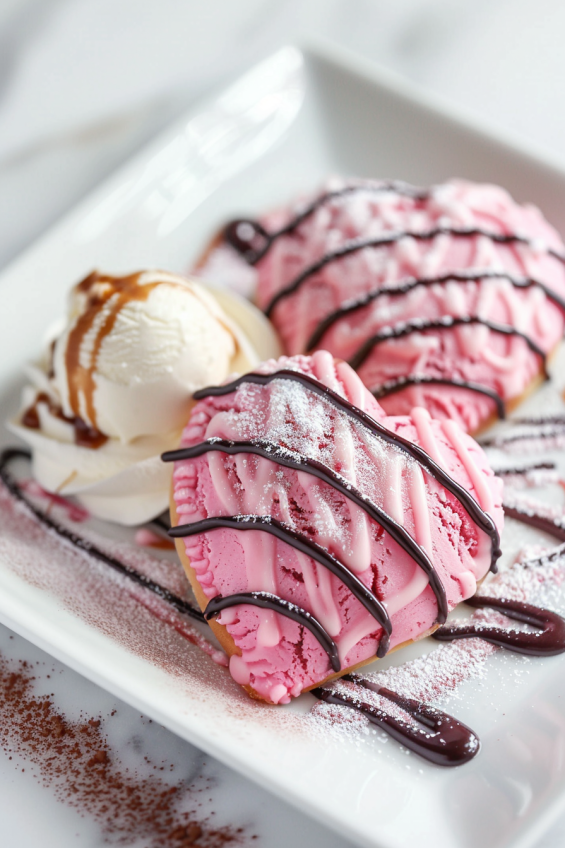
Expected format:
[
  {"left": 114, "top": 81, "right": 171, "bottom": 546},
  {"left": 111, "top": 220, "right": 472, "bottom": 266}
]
[
  {"left": 229, "top": 178, "right": 565, "bottom": 433},
  {"left": 172, "top": 351, "right": 503, "bottom": 704}
]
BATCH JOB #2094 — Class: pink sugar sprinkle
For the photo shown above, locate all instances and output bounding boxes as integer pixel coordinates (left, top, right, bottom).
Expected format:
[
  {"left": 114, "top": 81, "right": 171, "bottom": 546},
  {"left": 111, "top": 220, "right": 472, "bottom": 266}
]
[
  {"left": 19, "top": 478, "right": 90, "bottom": 522},
  {"left": 0, "top": 480, "right": 228, "bottom": 675}
]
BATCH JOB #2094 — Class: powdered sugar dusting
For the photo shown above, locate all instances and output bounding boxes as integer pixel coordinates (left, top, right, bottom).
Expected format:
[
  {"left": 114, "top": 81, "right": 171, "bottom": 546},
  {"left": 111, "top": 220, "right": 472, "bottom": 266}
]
[{"left": 306, "top": 543, "right": 565, "bottom": 743}]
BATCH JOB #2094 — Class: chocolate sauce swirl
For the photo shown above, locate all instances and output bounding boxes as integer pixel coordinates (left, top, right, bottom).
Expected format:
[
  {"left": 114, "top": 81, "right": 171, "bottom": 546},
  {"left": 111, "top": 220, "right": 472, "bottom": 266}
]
[
  {"left": 433, "top": 595, "right": 565, "bottom": 656},
  {"left": 372, "top": 376, "right": 506, "bottom": 419},
  {"left": 163, "top": 438, "right": 447, "bottom": 624},
  {"left": 193, "top": 369, "right": 501, "bottom": 569},
  {"left": 348, "top": 316, "right": 548, "bottom": 377},
  {"left": 261, "top": 227, "right": 565, "bottom": 318},
  {"left": 205, "top": 591, "right": 341, "bottom": 672},
  {"left": 312, "top": 677, "right": 480, "bottom": 766},
  {"left": 168, "top": 513, "right": 392, "bottom": 656},
  {"left": 306, "top": 271, "right": 565, "bottom": 351},
  {"left": 0, "top": 447, "right": 205, "bottom": 623},
  {"left": 224, "top": 181, "right": 430, "bottom": 265}
]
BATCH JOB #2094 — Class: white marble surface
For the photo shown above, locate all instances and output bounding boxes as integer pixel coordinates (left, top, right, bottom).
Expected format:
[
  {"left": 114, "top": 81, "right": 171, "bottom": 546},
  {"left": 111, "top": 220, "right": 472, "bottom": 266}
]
[{"left": 3, "top": 1, "right": 565, "bottom": 845}]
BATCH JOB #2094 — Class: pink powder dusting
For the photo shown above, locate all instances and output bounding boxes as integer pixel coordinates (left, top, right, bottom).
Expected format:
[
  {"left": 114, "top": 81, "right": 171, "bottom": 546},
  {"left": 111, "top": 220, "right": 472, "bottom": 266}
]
[
  {"left": 0, "top": 481, "right": 228, "bottom": 672},
  {"left": 2, "top": 450, "right": 565, "bottom": 763},
  {"left": 19, "top": 477, "right": 90, "bottom": 522}
]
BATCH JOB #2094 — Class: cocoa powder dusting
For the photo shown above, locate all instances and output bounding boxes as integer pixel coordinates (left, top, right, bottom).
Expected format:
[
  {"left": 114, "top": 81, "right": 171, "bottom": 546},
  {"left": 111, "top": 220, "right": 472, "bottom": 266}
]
[{"left": 0, "top": 653, "right": 250, "bottom": 847}]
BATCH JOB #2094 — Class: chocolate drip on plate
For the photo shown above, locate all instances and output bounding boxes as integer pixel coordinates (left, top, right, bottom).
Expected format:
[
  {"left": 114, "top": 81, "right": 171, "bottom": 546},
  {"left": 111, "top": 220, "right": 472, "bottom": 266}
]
[
  {"left": 0, "top": 447, "right": 205, "bottom": 623},
  {"left": 503, "top": 504, "right": 565, "bottom": 543},
  {"left": 348, "top": 315, "right": 548, "bottom": 377},
  {"left": 262, "top": 227, "right": 565, "bottom": 318},
  {"left": 169, "top": 513, "right": 392, "bottom": 655},
  {"left": 164, "top": 438, "right": 446, "bottom": 625},
  {"left": 513, "top": 415, "right": 565, "bottom": 425},
  {"left": 433, "top": 595, "right": 565, "bottom": 656},
  {"left": 312, "top": 676, "right": 480, "bottom": 766},
  {"left": 306, "top": 271, "right": 565, "bottom": 351},
  {"left": 224, "top": 181, "right": 430, "bottom": 265},
  {"left": 480, "top": 418, "right": 565, "bottom": 448},
  {"left": 205, "top": 591, "right": 341, "bottom": 672},
  {"left": 494, "top": 461, "right": 556, "bottom": 477},
  {"left": 482, "top": 430, "right": 565, "bottom": 449},
  {"left": 193, "top": 369, "right": 501, "bottom": 570},
  {"left": 372, "top": 376, "right": 506, "bottom": 420}
]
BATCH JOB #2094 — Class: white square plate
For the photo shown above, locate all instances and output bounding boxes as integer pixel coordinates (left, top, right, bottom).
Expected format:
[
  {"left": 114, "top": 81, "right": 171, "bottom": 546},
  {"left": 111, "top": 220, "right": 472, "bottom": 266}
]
[{"left": 3, "top": 43, "right": 565, "bottom": 848}]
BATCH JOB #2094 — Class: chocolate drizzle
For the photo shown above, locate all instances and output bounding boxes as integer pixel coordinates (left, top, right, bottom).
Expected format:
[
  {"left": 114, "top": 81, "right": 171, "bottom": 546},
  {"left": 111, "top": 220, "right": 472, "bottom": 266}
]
[
  {"left": 205, "top": 591, "right": 341, "bottom": 672},
  {"left": 163, "top": 439, "right": 447, "bottom": 625},
  {"left": 348, "top": 316, "right": 548, "bottom": 377},
  {"left": 494, "top": 461, "right": 556, "bottom": 477},
  {"left": 193, "top": 369, "right": 501, "bottom": 569},
  {"left": 306, "top": 271, "right": 565, "bottom": 351},
  {"left": 503, "top": 504, "right": 565, "bottom": 543},
  {"left": 224, "top": 181, "right": 430, "bottom": 265},
  {"left": 373, "top": 376, "right": 506, "bottom": 419},
  {"left": 480, "top": 417, "right": 565, "bottom": 448},
  {"left": 168, "top": 514, "right": 392, "bottom": 655},
  {"left": 312, "top": 676, "right": 480, "bottom": 766},
  {"left": 0, "top": 447, "right": 205, "bottom": 623},
  {"left": 433, "top": 595, "right": 565, "bottom": 656},
  {"left": 260, "top": 227, "right": 565, "bottom": 318}
]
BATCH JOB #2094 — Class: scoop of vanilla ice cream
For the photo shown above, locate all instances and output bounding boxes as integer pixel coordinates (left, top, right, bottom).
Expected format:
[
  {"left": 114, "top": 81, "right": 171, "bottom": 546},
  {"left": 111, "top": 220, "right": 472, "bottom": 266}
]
[
  {"left": 52, "top": 270, "right": 238, "bottom": 443},
  {"left": 11, "top": 269, "right": 282, "bottom": 524}
]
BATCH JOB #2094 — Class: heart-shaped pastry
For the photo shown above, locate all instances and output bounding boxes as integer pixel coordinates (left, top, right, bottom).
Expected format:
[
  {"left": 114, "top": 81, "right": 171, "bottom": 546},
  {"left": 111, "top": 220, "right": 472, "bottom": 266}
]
[
  {"left": 166, "top": 351, "right": 503, "bottom": 703},
  {"left": 201, "top": 179, "right": 565, "bottom": 434}
]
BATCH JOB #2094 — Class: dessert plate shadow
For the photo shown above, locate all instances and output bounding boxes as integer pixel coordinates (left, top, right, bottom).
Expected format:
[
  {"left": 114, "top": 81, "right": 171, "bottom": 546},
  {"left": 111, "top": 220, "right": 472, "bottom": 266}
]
[{"left": 2, "top": 41, "right": 565, "bottom": 848}]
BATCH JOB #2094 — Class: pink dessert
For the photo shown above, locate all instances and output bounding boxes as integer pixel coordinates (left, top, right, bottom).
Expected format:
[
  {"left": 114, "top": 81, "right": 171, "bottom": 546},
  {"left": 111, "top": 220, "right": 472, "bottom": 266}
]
[
  {"left": 168, "top": 350, "right": 503, "bottom": 704},
  {"left": 202, "top": 179, "right": 565, "bottom": 433}
]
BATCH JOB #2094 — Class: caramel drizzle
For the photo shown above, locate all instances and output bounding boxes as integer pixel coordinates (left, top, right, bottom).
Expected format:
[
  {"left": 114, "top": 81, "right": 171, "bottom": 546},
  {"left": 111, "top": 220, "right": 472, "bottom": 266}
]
[
  {"left": 164, "top": 439, "right": 446, "bottom": 624},
  {"left": 193, "top": 370, "right": 501, "bottom": 569},
  {"left": 21, "top": 391, "right": 108, "bottom": 449},
  {"left": 223, "top": 181, "right": 430, "bottom": 264},
  {"left": 260, "top": 227, "right": 565, "bottom": 318},
  {"left": 312, "top": 676, "right": 480, "bottom": 766},
  {"left": 306, "top": 271, "right": 565, "bottom": 351},
  {"left": 65, "top": 272, "right": 159, "bottom": 427},
  {"left": 205, "top": 591, "right": 341, "bottom": 672},
  {"left": 433, "top": 595, "right": 565, "bottom": 656},
  {"left": 168, "top": 514, "right": 392, "bottom": 655},
  {"left": 348, "top": 315, "right": 548, "bottom": 376},
  {"left": 0, "top": 447, "right": 205, "bottom": 622},
  {"left": 372, "top": 376, "right": 505, "bottom": 419}
]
